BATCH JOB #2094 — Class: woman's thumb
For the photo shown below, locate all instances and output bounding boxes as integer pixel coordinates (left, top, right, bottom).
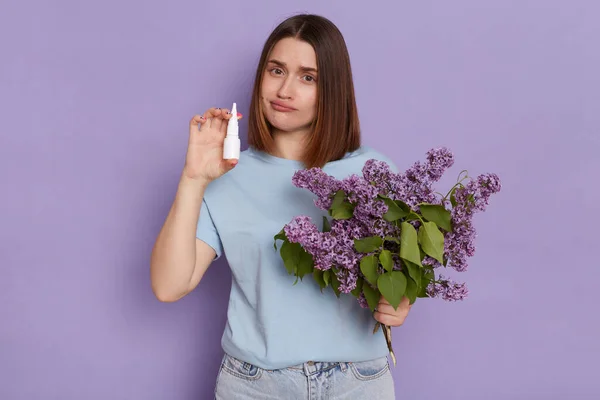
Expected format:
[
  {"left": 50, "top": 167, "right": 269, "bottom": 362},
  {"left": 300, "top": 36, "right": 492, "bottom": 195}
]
[{"left": 222, "top": 159, "right": 238, "bottom": 172}]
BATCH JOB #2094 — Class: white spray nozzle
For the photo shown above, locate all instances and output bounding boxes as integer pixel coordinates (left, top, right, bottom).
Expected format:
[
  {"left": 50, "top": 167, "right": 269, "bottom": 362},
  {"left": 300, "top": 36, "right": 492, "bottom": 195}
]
[
  {"left": 223, "top": 102, "right": 241, "bottom": 160},
  {"left": 226, "top": 102, "right": 238, "bottom": 137}
]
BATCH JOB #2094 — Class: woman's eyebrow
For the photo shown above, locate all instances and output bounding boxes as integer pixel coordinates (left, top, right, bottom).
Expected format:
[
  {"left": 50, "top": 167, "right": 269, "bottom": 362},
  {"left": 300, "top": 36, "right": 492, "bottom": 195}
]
[{"left": 268, "top": 59, "right": 317, "bottom": 73}]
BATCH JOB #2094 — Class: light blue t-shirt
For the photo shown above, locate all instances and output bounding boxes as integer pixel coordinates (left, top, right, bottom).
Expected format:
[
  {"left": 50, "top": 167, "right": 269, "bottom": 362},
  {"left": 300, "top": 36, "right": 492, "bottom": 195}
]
[{"left": 196, "top": 145, "right": 398, "bottom": 370}]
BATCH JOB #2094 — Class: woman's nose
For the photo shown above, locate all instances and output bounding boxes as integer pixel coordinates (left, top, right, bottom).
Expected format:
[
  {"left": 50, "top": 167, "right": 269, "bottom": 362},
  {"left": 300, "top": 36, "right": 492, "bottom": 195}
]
[{"left": 277, "top": 77, "right": 294, "bottom": 99}]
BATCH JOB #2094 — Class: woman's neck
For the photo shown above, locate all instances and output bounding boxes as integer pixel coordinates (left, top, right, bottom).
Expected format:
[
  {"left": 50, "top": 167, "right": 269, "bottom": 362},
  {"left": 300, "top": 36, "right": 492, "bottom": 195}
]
[{"left": 271, "top": 128, "right": 310, "bottom": 161}]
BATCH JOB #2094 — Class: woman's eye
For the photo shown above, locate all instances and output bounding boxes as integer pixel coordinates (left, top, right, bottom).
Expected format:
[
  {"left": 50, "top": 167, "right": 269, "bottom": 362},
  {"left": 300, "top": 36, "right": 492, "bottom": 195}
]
[
  {"left": 303, "top": 75, "right": 315, "bottom": 82},
  {"left": 271, "top": 68, "right": 283, "bottom": 75}
]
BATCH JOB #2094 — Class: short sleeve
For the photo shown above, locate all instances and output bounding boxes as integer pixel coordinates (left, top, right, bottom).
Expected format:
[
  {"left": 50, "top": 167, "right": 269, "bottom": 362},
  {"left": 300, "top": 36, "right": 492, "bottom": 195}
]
[{"left": 196, "top": 199, "right": 223, "bottom": 260}]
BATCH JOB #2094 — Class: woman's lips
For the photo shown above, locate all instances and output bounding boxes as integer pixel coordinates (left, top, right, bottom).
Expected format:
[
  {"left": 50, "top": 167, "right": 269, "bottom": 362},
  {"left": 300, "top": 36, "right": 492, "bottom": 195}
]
[{"left": 271, "top": 101, "right": 295, "bottom": 112}]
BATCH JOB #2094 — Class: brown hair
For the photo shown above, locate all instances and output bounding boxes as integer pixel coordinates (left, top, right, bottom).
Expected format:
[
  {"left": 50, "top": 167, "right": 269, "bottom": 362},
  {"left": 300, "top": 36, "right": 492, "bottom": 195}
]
[{"left": 247, "top": 14, "right": 361, "bottom": 169}]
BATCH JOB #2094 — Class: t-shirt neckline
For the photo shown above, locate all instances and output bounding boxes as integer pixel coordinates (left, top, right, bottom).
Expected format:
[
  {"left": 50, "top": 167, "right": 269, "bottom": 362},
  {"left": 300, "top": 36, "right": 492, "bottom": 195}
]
[{"left": 247, "top": 145, "right": 368, "bottom": 168}]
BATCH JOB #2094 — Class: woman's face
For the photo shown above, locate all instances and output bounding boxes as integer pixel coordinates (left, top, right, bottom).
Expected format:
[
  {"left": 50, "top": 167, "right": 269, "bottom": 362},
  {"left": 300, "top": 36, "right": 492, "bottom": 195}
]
[{"left": 260, "top": 37, "right": 318, "bottom": 135}]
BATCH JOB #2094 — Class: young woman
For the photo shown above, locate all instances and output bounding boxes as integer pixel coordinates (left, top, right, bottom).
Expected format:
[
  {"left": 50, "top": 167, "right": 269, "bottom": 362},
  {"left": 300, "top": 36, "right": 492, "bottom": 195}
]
[{"left": 150, "top": 13, "right": 412, "bottom": 399}]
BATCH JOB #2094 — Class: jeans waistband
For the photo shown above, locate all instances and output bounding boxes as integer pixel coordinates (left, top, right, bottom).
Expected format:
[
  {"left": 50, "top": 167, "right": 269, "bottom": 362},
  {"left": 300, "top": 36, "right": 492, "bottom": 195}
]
[{"left": 286, "top": 360, "right": 349, "bottom": 375}]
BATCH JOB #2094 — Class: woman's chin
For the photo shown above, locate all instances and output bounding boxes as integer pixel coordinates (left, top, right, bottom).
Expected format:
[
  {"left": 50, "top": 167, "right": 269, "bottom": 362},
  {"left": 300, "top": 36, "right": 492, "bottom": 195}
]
[{"left": 267, "top": 118, "right": 306, "bottom": 134}]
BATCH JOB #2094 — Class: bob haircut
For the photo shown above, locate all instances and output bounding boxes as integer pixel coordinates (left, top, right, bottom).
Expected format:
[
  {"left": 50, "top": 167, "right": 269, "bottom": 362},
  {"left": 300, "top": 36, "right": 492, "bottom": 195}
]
[{"left": 247, "top": 14, "right": 361, "bottom": 169}]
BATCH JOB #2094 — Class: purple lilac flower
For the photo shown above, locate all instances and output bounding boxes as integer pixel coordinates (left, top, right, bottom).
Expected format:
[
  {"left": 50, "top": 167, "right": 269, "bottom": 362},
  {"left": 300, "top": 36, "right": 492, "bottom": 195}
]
[
  {"left": 362, "top": 159, "right": 394, "bottom": 195},
  {"left": 283, "top": 149, "right": 499, "bottom": 304},
  {"left": 445, "top": 173, "right": 502, "bottom": 272},
  {"left": 357, "top": 292, "right": 369, "bottom": 309},
  {"left": 387, "top": 147, "right": 454, "bottom": 208},
  {"left": 284, "top": 216, "right": 318, "bottom": 244},
  {"left": 341, "top": 174, "right": 380, "bottom": 204},
  {"left": 426, "top": 147, "right": 455, "bottom": 181},
  {"left": 426, "top": 274, "right": 469, "bottom": 301},
  {"left": 422, "top": 256, "right": 442, "bottom": 268},
  {"left": 283, "top": 216, "right": 361, "bottom": 291},
  {"left": 292, "top": 168, "right": 342, "bottom": 210},
  {"left": 284, "top": 216, "right": 341, "bottom": 272},
  {"left": 337, "top": 268, "right": 359, "bottom": 293}
]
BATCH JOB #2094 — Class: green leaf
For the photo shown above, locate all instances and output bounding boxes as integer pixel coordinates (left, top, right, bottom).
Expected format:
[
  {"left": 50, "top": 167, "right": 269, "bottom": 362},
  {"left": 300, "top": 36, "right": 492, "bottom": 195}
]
[
  {"left": 351, "top": 278, "right": 363, "bottom": 297},
  {"left": 323, "top": 270, "right": 331, "bottom": 286},
  {"left": 330, "top": 202, "right": 354, "bottom": 220},
  {"left": 384, "top": 236, "right": 400, "bottom": 244},
  {"left": 450, "top": 188, "right": 457, "bottom": 207},
  {"left": 273, "top": 228, "right": 286, "bottom": 250},
  {"left": 404, "top": 260, "right": 421, "bottom": 286},
  {"left": 419, "top": 204, "right": 452, "bottom": 232},
  {"left": 329, "top": 190, "right": 354, "bottom": 220},
  {"left": 405, "top": 272, "right": 418, "bottom": 304},
  {"left": 280, "top": 241, "right": 301, "bottom": 275},
  {"left": 379, "top": 250, "right": 394, "bottom": 273},
  {"left": 399, "top": 222, "right": 422, "bottom": 267},
  {"left": 330, "top": 190, "right": 345, "bottom": 209},
  {"left": 381, "top": 197, "right": 409, "bottom": 221},
  {"left": 330, "top": 271, "right": 341, "bottom": 298},
  {"left": 280, "top": 241, "right": 313, "bottom": 278},
  {"left": 405, "top": 212, "right": 422, "bottom": 222},
  {"left": 360, "top": 254, "right": 379, "bottom": 286},
  {"left": 396, "top": 199, "right": 412, "bottom": 213},
  {"left": 418, "top": 268, "right": 435, "bottom": 297},
  {"left": 377, "top": 271, "right": 407, "bottom": 310},
  {"left": 419, "top": 247, "right": 427, "bottom": 261},
  {"left": 313, "top": 269, "right": 326, "bottom": 291},
  {"left": 354, "top": 236, "right": 383, "bottom": 253},
  {"left": 418, "top": 221, "right": 445, "bottom": 264},
  {"left": 296, "top": 247, "right": 314, "bottom": 279},
  {"left": 322, "top": 216, "right": 331, "bottom": 232},
  {"left": 363, "top": 283, "right": 380, "bottom": 312},
  {"left": 380, "top": 196, "right": 411, "bottom": 212}
]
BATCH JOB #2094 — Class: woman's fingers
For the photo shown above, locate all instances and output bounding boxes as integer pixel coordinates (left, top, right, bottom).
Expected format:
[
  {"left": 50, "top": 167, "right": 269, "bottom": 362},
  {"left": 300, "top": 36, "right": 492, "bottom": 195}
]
[
  {"left": 190, "top": 115, "right": 202, "bottom": 133},
  {"left": 376, "top": 296, "right": 411, "bottom": 315},
  {"left": 201, "top": 107, "right": 221, "bottom": 129},
  {"left": 222, "top": 110, "right": 243, "bottom": 135},
  {"left": 199, "top": 106, "right": 243, "bottom": 134},
  {"left": 189, "top": 114, "right": 208, "bottom": 137}
]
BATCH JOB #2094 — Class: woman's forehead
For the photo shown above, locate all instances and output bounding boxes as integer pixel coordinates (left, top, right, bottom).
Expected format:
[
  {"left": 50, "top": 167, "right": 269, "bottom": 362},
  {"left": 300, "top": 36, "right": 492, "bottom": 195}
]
[{"left": 268, "top": 38, "right": 317, "bottom": 70}]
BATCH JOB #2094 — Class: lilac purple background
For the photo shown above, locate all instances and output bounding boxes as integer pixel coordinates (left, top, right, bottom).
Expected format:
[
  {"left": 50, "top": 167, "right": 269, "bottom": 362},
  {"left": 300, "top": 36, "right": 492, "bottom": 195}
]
[{"left": 1, "top": 1, "right": 598, "bottom": 399}]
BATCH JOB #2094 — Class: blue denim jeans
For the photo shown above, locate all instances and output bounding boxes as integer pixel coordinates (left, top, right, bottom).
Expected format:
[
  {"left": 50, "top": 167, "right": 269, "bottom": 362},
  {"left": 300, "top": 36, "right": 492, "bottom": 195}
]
[{"left": 214, "top": 353, "right": 395, "bottom": 399}]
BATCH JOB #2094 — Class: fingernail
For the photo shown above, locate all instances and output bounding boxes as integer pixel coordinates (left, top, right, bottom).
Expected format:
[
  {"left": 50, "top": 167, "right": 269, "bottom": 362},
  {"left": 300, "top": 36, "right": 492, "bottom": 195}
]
[{"left": 237, "top": 112, "right": 242, "bottom": 117}]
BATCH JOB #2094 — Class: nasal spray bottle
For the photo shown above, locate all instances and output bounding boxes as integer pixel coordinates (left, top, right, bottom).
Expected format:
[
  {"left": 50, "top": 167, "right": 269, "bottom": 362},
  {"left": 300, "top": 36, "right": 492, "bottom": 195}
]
[{"left": 223, "top": 102, "right": 240, "bottom": 160}]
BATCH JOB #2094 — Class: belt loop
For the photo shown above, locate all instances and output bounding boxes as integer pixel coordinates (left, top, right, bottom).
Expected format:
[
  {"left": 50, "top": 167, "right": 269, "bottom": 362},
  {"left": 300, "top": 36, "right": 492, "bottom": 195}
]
[
  {"left": 340, "top": 362, "right": 348, "bottom": 372},
  {"left": 243, "top": 362, "right": 251, "bottom": 372}
]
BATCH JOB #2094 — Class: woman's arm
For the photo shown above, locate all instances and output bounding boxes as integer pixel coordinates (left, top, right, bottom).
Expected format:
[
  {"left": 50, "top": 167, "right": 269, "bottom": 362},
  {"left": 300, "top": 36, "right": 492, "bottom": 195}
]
[{"left": 150, "top": 173, "right": 215, "bottom": 302}]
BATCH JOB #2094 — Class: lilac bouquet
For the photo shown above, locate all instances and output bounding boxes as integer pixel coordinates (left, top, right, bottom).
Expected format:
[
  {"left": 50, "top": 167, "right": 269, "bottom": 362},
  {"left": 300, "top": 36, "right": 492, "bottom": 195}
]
[{"left": 273, "top": 148, "right": 501, "bottom": 365}]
